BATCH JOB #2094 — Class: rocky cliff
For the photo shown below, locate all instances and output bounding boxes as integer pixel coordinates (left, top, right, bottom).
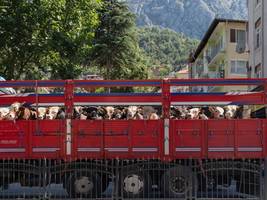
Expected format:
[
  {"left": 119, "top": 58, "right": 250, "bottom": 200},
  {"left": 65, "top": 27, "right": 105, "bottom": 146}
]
[{"left": 128, "top": 0, "right": 247, "bottom": 39}]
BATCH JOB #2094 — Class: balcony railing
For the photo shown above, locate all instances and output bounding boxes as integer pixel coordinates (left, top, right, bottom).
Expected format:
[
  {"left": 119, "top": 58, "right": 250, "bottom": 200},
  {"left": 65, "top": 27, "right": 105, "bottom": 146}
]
[
  {"left": 208, "top": 72, "right": 220, "bottom": 78},
  {"left": 206, "top": 38, "right": 225, "bottom": 64}
]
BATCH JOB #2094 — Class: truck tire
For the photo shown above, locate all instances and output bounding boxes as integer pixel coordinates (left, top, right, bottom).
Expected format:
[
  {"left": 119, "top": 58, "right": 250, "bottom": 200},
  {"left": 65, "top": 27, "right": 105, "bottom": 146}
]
[
  {"left": 0, "top": 176, "right": 8, "bottom": 191},
  {"left": 160, "top": 165, "right": 197, "bottom": 198},
  {"left": 119, "top": 167, "right": 151, "bottom": 198},
  {"left": 65, "top": 170, "right": 101, "bottom": 198}
]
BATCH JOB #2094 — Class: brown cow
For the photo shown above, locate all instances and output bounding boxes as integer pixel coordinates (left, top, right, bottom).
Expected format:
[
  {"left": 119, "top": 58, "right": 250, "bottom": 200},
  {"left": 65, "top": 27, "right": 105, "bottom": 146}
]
[{"left": 17, "top": 107, "right": 37, "bottom": 120}]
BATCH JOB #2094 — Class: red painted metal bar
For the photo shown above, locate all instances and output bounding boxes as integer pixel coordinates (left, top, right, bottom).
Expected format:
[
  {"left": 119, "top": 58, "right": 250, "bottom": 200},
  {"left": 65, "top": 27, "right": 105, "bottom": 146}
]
[
  {"left": 0, "top": 78, "right": 266, "bottom": 88},
  {"left": 169, "top": 78, "right": 267, "bottom": 86},
  {"left": 73, "top": 79, "right": 161, "bottom": 87},
  {"left": 73, "top": 95, "right": 161, "bottom": 105},
  {"left": 0, "top": 92, "right": 264, "bottom": 106},
  {"left": 0, "top": 95, "right": 65, "bottom": 105},
  {"left": 264, "top": 83, "right": 267, "bottom": 156},
  {"left": 162, "top": 79, "right": 171, "bottom": 118},
  {"left": 0, "top": 80, "right": 65, "bottom": 88},
  {"left": 65, "top": 80, "right": 74, "bottom": 118},
  {"left": 64, "top": 80, "right": 74, "bottom": 158},
  {"left": 170, "top": 92, "right": 265, "bottom": 105}
]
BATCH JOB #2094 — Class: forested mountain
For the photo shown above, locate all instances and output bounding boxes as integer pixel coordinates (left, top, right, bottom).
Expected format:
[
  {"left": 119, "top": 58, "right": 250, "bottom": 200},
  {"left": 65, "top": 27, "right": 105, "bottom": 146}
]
[
  {"left": 128, "top": 0, "right": 247, "bottom": 39},
  {"left": 137, "top": 27, "right": 198, "bottom": 77}
]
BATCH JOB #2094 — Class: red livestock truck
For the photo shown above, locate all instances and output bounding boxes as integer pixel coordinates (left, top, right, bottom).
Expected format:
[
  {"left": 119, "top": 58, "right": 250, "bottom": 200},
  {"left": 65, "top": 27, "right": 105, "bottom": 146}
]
[{"left": 0, "top": 78, "right": 266, "bottom": 199}]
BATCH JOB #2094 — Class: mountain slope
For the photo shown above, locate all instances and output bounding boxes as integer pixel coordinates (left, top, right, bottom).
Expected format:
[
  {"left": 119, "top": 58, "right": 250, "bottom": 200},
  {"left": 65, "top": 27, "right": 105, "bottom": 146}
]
[
  {"left": 137, "top": 27, "right": 198, "bottom": 78},
  {"left": 128, "top": 0, "right": 247, "bottom": 39}
]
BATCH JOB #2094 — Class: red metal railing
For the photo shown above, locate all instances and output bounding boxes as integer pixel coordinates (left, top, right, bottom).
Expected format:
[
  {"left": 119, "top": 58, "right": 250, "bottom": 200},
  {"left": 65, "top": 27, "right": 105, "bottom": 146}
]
[
  {"left": 0, "top": 79, "right": 266, "bottom": 199},
  {"left": 0, "top": 78, "right": 266, "bottom": 160}
]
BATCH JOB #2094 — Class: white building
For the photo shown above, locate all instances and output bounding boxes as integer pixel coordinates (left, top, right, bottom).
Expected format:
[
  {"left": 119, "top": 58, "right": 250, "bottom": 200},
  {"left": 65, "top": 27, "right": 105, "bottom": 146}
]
[
  {"left": 189, "top": 18, "right": 248, "bottom": 92},
  {"left": 247, "top": 0, "right": 267, "bottom": 78}
]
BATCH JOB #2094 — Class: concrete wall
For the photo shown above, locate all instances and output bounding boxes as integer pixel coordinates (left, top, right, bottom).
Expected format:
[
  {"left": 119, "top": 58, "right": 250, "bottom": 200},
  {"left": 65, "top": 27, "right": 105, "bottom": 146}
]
[
  {"left": 225, "top": 22, "right": 249, "bottom": 78},
  {"left": 263, "top": 0, "right": 267, "bottom": 77},
  {"left": 248, "top": 0, "right": 267, "bottom": 77}
]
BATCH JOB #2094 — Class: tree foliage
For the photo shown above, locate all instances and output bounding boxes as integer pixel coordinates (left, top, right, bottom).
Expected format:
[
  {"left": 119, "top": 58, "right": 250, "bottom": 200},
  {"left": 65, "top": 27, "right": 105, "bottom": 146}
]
[
  {"left": 89, "top": 0, "right": 148, "bottom": 80},
  {"left": 137, "top": 27, "right": 198, "bottom": 77},
  {"left": 0, "top": 0, "right": 198, "bottom": 81},
  {"left": 0, "top": 0, "right": 100, "bottom": 80}
]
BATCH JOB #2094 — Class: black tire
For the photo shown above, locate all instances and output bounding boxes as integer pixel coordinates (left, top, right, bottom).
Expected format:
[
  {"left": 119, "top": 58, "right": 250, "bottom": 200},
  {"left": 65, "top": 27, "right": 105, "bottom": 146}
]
[
  {"left": 19, "top": 173, "right": 41, "bottom": 187},
  {"left": 65, "top": 170, "right": 101, "bottom": 198},
  {"left": 0, "top": 176, "right": 8, "bottom": 191},
  {"left": 119, "top": 167, "right": 152, "bottom": 198},
  {"left": 160, "top": 165, "right": 197, "bottom": 198},
  {"left": 100, "top": 173, "right": 110, "bottom": 194}
]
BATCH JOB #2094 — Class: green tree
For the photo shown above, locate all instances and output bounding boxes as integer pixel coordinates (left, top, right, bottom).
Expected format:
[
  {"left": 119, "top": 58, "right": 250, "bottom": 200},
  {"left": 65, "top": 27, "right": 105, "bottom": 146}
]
[
  {"left": 44, "top": 0, "right": 100, "bottom": 79},
  {"left": 137, "top": 27, "right": 199, "bottom": 78},
  {"left": 0, "top": 0, "right": 100, "bottom": 80},
  {"left": 90, "top": 0, "right": 147, "bottom": 80}
]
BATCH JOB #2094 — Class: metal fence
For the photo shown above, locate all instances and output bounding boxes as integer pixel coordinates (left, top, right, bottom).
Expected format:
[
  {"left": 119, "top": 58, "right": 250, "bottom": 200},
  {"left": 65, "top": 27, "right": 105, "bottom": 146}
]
[{"left": 0, "top": 159, "right": 264, "bottom": 199}]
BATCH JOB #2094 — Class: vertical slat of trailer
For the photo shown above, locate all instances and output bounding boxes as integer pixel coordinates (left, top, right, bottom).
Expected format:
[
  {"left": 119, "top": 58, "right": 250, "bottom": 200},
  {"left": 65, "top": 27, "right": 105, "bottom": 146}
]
[
  {"left": 64, "top": 80, "right": 73, "bottom": 159},
  {"left": 264, "top": 82, "right": 267, "bottom": 200},
  {"left": 162, "top": 79, "right": 170, "bottom": 157}
]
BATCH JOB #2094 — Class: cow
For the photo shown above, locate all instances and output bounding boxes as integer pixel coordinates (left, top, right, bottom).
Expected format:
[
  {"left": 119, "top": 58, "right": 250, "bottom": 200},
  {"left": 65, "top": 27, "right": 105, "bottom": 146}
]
[
  {"left": 17, "top": 106, "right": 37, "bottom": 120},
  {"left": 45, "top": 107, "right": 61, "bottom": 120}
]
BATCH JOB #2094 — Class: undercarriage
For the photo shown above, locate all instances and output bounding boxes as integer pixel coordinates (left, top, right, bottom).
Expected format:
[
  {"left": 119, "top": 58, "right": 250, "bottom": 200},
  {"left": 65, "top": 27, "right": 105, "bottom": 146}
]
[{"left": 0, "top": 159, "right": 263, "bottom": 199}]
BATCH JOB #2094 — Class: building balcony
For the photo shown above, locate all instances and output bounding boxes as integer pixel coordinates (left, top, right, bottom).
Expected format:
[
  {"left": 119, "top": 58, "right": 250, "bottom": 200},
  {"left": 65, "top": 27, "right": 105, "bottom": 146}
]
[
  {"left": 206, "top": 40, "right": 225, "bottom": 66},
  {"left": 208, "top": 72, "right": 220, "bottom": 78}
]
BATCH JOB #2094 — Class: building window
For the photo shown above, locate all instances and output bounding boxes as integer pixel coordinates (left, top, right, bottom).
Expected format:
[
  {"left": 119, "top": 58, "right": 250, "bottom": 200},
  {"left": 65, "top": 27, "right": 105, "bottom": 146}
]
[
  {"left": 255, "top": 0, "right": 261, "bottom": 7},
  {"left": 255, "top": 18, "right": 261, "bottom": 49},
  {"left": 230, "top": 60, "right": 247, "bottom": 75},
  {"left": 255, "top": 64, "right": 262, "bottom": 78},
  {"left": 230, "top": 29, "right": 236, "bottom": 43},
  {"left": 256, "top": 29, "right": 261, "bottom": 48},
  {"left": 230, "top": 29, "right": 246, "bottom": 43}
]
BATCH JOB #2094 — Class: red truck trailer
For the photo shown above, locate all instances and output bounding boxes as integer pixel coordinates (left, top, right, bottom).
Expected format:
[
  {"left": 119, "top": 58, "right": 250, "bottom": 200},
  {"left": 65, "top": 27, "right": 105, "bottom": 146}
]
[{"left": 0, "top": 78, "right": 266, "bottom": 199}]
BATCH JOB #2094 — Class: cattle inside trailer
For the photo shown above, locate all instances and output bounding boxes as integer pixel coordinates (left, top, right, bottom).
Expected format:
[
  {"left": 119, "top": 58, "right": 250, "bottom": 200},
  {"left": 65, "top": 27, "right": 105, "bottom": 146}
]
[{"left": 0, "top": 78, "right": 266, "bottom": 199}]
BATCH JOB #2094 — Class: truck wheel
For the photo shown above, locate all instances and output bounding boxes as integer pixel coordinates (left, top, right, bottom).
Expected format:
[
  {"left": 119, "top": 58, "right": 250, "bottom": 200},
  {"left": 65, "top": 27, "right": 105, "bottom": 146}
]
[
  {"left": 161, "top": 166, "right": 197, "bottom": 198},
  {"left": 65, "top": 171, "right": 101, "bottom": 198},
  {"left": 0, "top": 176, "right": 8, "bottom": 191},
  {"left": 100, "top": 174, "right": 110, "bottom": 194},
  {"left": 120, "top": 168, "right": 151, "bottom": 198}
]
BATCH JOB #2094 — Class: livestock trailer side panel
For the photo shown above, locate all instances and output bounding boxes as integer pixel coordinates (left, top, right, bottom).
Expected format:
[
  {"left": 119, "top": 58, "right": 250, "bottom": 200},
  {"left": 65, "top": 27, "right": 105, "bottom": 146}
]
[
  {"left": 0, "top": 78, "right": 266, "bottom": 199},
  {"left": 170, "top": 120, "right": 204, "bottom": 158},
  {"left": 0, "top": 121, "right": 28, "bottom": 158},
  {"left": 30, "top": 120, "right": 65, "bottom": 159}
]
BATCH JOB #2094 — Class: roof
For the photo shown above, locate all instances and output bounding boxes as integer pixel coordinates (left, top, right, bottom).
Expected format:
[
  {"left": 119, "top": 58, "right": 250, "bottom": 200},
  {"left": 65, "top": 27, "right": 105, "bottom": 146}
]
[{"left": 189, "top": 18, "right": 248, "bottom": 63}]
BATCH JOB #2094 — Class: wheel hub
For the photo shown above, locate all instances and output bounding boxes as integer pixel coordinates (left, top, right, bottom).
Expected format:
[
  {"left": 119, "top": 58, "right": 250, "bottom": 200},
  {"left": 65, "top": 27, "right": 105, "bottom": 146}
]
[
  {"left": 170, "top": 176, "right": 187, "bottom": 194},
  {"left": 74, "top": 176, "right": 93, "bottom": 194},
  {"left": 123, "top": 174, "right": 144, "bottom": 194}
]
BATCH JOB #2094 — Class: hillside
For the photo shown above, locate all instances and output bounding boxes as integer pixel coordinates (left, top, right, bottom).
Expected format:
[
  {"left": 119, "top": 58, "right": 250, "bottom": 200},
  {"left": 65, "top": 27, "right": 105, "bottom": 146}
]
[
  {"left": 128, "top": 0, "right": 247, "bottom": 39},
  {"left": 137, "top": 27, "right": 198, "bottom": 78}
]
